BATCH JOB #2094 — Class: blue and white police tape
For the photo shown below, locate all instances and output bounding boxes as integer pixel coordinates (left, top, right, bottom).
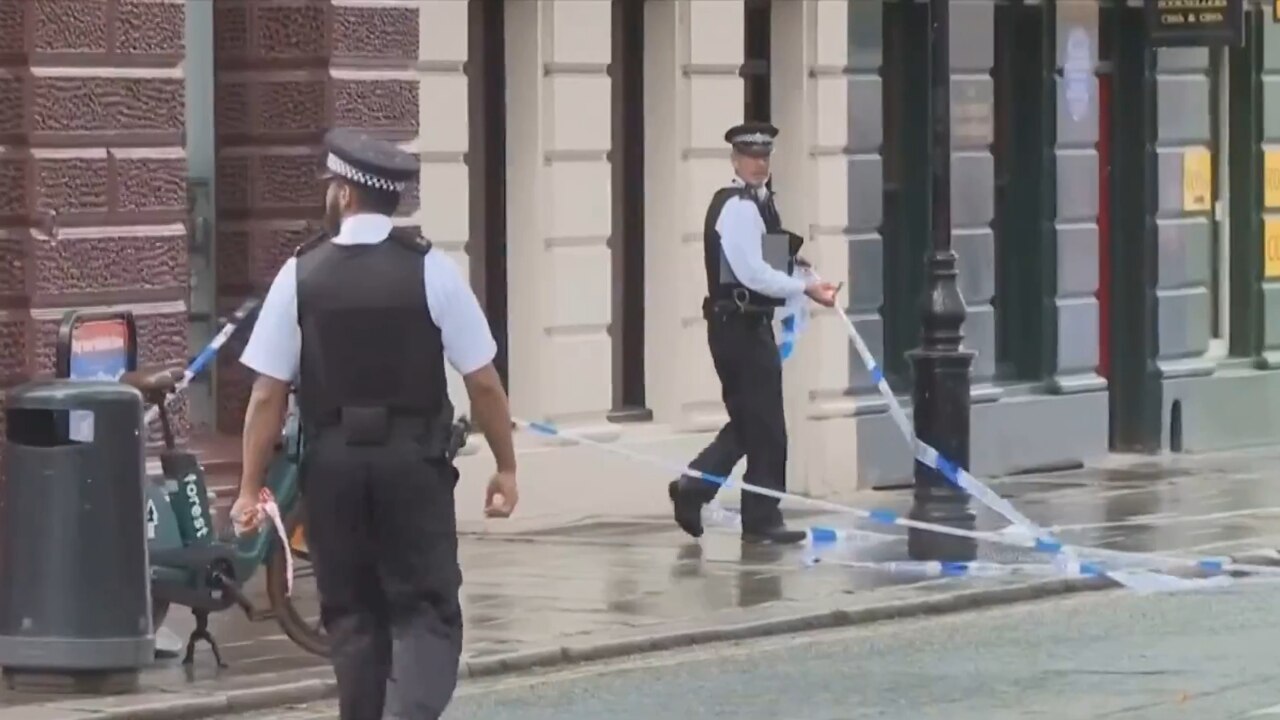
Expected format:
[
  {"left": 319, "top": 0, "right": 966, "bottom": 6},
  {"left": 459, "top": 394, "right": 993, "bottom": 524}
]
[
  {"left": 700, "top": 497, "right": 1280, "bottom": 586},
  {"left": 702, "top": 501, "right": 897, "bottom": 547},
  {"left": 803, "top": 556, "right": 1239, "bottom": 593},
  {"left": 807, "top": 557, "right": 1104, "bottom": 579},
  {"left": 799, "top": 270, "right": 1125, "bottom": 586},
  {"left": 827, "top": 314, "right": 1276, "bottom": 589},
  {"left": 143, "top": 298, "right": 261, "bottom": 426},
  {"left": 778, "top": 313, "right": 800, "bottom": 361},
  {"left": 701, "top": 497, "right": 1280, "bottom": 586},
  {"left": 512, "top": 418, "right": 1280, "bottom": 584},
  {"left": 777, "top": 270, "right": 811, "bottom": 361}
]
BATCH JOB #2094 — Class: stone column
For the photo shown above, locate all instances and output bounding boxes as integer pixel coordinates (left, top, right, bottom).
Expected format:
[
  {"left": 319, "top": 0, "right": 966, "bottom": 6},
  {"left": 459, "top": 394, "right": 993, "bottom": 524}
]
[
  {"left": 213, "top": 0, "right": 420, "bottom": 433},
  {"left": 417, "top": 0, "right": 472, "bottom": 415},
  {"left": 0, "top": 0, "right": 190, "bottom": 453},
  {"left": 1152, "top": 45, "right": 1217, "bottom": 378},
  {"left": 1050, "top": 1, "right": 1107, "bottom": 393},
  {"left": 771, "top": 0, "right": 862, "bottom": 496},
  {"left": 504, "top": 0, "right": 614, "bottom": 424},
  {"left": 774, "top": 0, "right": 883, "bottom": 495},
  {"left": 951, "top": 0, "right": 998, "bottom": 387},
  {"left": 643, "top": 0, "right": 744, "bottom": 431}
]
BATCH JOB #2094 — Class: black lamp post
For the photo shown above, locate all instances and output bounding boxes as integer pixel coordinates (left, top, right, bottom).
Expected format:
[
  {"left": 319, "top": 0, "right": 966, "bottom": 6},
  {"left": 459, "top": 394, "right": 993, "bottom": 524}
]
[{"left": 906, "top": 0, "right": 978, "bottom": 563}]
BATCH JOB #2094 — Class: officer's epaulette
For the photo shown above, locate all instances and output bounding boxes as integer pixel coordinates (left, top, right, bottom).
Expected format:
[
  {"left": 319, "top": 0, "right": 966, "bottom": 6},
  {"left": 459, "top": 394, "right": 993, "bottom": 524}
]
[
  {"left": 293, "top": 230, "right": 328, "bottom": 258},
  {"left": 387, "top": 227, "right": 434, "bottom": 255}
]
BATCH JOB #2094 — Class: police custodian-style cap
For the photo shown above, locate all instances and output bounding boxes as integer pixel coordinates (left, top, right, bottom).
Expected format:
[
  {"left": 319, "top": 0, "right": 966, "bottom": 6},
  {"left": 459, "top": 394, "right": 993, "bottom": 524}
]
[
  {"left": 725, "top": 121, "right": 779, "bottom": 158},
  {"left": 321, "top": 128, "right": 418, "bottom": 193}
]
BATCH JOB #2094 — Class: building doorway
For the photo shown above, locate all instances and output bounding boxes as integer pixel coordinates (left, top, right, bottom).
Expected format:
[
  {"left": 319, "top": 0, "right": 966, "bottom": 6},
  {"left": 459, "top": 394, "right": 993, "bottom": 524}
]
[
  {"left": 467, "top": 0, "right": 509, "bottom": 386},
  {"left": 609, "top": 0, "right": 650, "bottom": 422},
  {"left": 992, "top": 0, "right": 1050, "bottom": 384}
]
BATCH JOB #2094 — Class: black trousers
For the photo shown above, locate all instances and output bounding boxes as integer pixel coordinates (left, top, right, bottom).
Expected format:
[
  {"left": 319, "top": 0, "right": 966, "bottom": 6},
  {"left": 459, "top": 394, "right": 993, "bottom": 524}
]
[
  {"left": 301, "top": 423, "right": 463, "bottom": 720},
  {"left": 686, "top": 308, "right": 788, "bottom": 530}
]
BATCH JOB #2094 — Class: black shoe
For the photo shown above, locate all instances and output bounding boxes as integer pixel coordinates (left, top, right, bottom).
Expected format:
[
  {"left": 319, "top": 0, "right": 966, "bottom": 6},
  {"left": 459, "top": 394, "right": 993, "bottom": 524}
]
[
  {"left": 668, "top": 479, "right": 705, "bottom": 538},
  {"left": 742, "top": 524, "right": 807, "bottom": 545}
]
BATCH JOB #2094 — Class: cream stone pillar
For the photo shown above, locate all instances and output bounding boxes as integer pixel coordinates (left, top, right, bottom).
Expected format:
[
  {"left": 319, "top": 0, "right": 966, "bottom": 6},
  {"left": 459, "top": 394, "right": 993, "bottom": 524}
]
[
  {"left": 770, "top": 1, "right": 858, "bottom": 498},
  {"left": 643, "top": 0, "right": 745, "bottom": 431},
  {"left": 769, "top": 0, "right": 818, "bottom": 496},
  {"left": 505, "top": 0, "right": 615, "bottom": 424},
  {"left": 417, "top": 0, "right": 472, "bottom": 414}
]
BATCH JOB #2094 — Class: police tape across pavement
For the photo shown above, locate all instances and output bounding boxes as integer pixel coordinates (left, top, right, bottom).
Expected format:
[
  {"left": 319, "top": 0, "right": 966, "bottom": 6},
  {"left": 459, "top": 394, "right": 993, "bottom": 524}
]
[
  {"left": 511, "top": 272, "right": 1280, "bottom": 591},
  {"left": 513, "top": 417, "right": 1280, "bottom": 588},
  {"left": 701, "top": 500, "right": 1279, "bottom": 590}
]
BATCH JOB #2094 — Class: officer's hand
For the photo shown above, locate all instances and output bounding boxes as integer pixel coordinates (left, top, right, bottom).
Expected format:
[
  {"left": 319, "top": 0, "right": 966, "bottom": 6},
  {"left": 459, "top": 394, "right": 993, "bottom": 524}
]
[
  {"left": 804, "top": 281, "right": 841, "bottom": 308},
  {"left": 484, "top": 471, "right": 519, "bottom": 518},
  {"left": 230, "top": 492, "right": 263, "bottom": 536}
]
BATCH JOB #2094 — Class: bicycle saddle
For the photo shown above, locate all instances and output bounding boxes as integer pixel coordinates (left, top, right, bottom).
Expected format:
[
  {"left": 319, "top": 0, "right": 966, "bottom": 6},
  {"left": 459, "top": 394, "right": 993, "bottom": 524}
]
[{"left": 120, "top": 367, "right": 183, "bottom": 403}]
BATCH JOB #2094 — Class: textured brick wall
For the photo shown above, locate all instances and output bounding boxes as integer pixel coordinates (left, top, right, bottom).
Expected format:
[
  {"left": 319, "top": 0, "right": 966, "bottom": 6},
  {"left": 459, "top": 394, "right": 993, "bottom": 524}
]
[
  {"left": 0, "top": 0, "right": 189, "bottom": 463},
  {"left": 213, "top": 0, "right": 420, "bottom": 435}
]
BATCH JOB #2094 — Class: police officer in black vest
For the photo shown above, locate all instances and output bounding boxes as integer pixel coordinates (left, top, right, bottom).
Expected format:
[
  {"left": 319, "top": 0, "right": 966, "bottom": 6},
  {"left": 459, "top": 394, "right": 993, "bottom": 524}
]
[
  {"left": 232, "top": 128, "right": 519, "bottom": 719},
  {"left": 668, "top": 121, "right": 839, "bottom": 545}
]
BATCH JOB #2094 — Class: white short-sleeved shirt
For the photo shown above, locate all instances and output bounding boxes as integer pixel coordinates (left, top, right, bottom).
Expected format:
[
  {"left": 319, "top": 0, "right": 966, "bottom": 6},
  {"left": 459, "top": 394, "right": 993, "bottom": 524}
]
[
  {"left": 239, "top": 213, "right": 497, "bottom": 383},
  {"left": 715, "top": 178, "right": 806, "bottom": 300}
]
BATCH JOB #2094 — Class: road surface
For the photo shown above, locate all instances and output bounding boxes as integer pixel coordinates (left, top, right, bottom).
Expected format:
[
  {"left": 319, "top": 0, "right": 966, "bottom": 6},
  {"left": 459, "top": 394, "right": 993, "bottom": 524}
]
[{"left": 225, "top": 577, "right": 1280, "bottom": 719}]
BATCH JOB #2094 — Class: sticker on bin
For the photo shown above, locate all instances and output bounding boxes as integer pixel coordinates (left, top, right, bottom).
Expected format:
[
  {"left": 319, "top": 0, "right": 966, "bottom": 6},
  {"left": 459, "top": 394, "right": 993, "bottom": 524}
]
[{"left": 68, "top": 409, "right": 94, "bottom": 443}]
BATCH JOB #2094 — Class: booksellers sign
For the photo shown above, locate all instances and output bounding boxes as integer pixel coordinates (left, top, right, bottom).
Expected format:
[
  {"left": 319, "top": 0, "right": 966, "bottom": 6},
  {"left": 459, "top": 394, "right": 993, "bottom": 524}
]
[{"left": 1147, "top": 0, "right": 1243, "bottom": 47}]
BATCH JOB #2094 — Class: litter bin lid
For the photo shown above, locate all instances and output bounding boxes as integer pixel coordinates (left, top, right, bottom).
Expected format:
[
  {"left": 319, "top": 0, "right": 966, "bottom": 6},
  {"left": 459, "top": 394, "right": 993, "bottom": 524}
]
[{"left": 5, "top": 379, "right": 142, "bottom": 410}]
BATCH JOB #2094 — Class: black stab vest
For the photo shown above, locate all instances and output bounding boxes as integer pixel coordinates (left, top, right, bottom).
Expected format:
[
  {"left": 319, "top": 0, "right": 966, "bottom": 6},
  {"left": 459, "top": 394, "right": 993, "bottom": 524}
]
[
  {"left": 295, "top": 227, "right": 451, "bottom": 432},
  {"left": 702, "top": 185, "right": 789, "bottom": 308}
]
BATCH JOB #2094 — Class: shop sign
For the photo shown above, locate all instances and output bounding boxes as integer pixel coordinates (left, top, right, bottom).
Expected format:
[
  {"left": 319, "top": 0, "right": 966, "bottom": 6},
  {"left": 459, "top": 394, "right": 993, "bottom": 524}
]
[{"left": 1147, "top": 0, "right": 1243, "bottom": 47}]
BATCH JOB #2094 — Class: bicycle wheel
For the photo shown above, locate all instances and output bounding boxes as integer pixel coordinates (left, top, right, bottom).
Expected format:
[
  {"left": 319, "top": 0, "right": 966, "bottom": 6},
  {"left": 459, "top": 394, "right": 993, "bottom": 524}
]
[{"left": 265, "top": 503, "right": 330, "bottom": 657}]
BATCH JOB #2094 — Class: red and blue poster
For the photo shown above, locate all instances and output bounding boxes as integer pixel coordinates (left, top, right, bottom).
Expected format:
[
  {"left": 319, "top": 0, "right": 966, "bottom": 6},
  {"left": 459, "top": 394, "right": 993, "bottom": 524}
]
[{"left": 68, "top": 319, "right": 132, "bottom": 381}]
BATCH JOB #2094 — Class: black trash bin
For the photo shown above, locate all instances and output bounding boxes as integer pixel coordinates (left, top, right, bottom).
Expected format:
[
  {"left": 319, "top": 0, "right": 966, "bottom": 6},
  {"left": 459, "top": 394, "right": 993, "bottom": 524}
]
[{"left": 0, "top": 380, "right": 153, "bottom": 693}]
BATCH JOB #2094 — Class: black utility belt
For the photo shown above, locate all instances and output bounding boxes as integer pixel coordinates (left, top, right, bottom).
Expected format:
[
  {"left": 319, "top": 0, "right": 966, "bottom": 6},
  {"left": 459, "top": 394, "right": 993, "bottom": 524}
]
[
  {"left": 308, "top": 405, "right": 452, "bottom": 452},
  {"left": 703, "top": 295, "right": 779, "bottom": 319}
]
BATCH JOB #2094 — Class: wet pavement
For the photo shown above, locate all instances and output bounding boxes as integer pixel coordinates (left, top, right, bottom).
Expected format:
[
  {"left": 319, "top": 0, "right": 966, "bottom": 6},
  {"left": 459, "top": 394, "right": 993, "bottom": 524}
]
[{"left": 3, "top": 446, "right": 1280, "bottom": 713}]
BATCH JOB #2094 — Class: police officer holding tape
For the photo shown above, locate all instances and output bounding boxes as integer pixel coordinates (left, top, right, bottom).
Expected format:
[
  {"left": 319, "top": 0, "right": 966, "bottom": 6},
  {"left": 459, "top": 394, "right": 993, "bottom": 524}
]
[
  {"left": 231, "top": 128, "right": 519, "bottom": 719},
  {"left": 668, "top": 121, "right": 839, "bottom": 545}
]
